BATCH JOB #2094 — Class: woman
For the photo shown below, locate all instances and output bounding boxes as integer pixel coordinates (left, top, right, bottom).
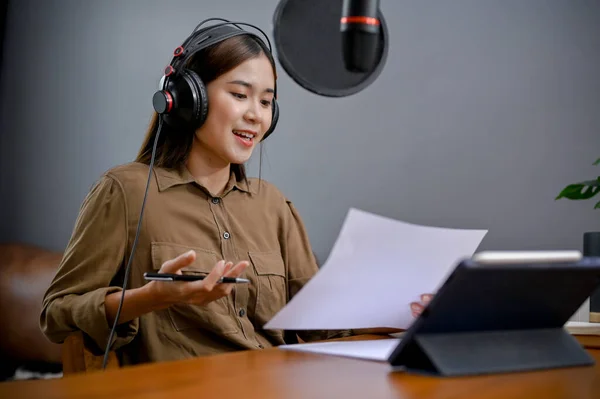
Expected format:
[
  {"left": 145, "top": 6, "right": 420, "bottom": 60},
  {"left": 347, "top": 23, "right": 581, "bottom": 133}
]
[{"left": 40, "top": 21, "right": 429, "bottom": 366}]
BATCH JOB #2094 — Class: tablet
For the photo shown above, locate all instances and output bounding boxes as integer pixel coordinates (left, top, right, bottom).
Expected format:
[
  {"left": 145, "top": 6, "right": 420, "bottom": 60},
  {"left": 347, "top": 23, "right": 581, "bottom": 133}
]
[{"left": 387, "top": 252, "right": 600, "bottom": 376}]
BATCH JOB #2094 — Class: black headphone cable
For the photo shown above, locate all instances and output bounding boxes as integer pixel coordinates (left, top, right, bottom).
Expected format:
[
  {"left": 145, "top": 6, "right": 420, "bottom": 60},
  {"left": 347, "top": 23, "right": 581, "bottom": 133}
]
[{"left": 101, "top": 116, "right": 163, "bottom": 370}]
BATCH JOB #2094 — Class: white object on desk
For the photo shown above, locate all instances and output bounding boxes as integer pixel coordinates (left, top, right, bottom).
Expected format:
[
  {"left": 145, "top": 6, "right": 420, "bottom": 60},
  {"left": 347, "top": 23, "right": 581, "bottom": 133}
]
[
  {"left": 565, "top": 321, "right": 600, "bottom": 336},
  {"left": 279, "top": 339, "right": 401, "bottom": 362},
  {"left": 472, "top": 250, "right": 582, "bottom": 265},
  {"left": 265, "top": 208, "right": 488, "bottom": 330}
]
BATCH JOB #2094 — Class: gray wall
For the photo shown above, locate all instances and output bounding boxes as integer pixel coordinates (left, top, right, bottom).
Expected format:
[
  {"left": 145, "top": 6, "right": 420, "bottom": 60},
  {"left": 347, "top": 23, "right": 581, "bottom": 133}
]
[{"left": 1, "top": 1, "right": 598, "bottom": 318}]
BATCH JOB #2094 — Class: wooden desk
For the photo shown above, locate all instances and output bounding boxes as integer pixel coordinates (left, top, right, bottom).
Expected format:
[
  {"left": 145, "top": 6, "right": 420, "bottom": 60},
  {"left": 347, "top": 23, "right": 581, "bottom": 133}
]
[{"left": 1, "top": 335, "right": 599, "bottom": 399}]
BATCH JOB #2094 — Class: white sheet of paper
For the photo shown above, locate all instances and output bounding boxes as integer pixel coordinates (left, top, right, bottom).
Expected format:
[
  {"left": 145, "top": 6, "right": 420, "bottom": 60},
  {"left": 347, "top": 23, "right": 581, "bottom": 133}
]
[
  {"left": 279, "top": 339, "right": 401, "bottom": 362},
  {"left": 265, "top": 208, "right": 487, "bottom": 330}
]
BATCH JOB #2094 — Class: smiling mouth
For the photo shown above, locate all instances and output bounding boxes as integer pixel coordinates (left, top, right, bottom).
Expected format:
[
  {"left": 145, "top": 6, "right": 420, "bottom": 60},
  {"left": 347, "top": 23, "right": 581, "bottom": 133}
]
[{"left": 232, "top": 130, "right": 255, "bottom": 147}]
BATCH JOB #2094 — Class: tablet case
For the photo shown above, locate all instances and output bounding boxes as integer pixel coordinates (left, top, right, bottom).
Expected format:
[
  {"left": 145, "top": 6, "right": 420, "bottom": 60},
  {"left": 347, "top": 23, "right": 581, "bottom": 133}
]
[{"left": 387, "top": 256, "right": 600, "bottom": 377}]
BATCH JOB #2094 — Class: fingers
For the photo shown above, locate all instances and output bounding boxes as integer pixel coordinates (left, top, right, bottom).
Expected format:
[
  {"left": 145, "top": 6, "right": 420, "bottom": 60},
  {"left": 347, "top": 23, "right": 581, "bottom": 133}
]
[
  {"left": 410, "top": 302, "right": 424, "bottom": 318},
  {"left": 223, "top": 261, "right": 234, "bottom": 275},
  {"left": 183, "top": 259, "right": 250, "bottom": 305},
  {"left": 421, "top": 293, "right": 433, "bottom": 304},
  {"left": 196, "top": 260, "right": 249, "bottom": 297},
  {"left": 411, "top": 293, "right": 435, "bottom": 318},
  {"left": 224, "top": 261, "right": 249, "bottom": 278},
  {"left": 159, "top": 250, "right": 196, "bottom": 273},
  {"left": 199, "top": 260, "right": 227, "bottom": 291}
]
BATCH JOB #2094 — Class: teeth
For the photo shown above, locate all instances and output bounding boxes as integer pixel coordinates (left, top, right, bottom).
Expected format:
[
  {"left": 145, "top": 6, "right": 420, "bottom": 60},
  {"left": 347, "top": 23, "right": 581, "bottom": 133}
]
[{"left": 234, "top": 131, "right": 253, "bottom": 139}]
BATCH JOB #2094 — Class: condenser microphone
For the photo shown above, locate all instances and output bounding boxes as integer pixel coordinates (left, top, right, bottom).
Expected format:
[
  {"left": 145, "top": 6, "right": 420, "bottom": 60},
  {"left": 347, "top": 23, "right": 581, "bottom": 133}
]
[
  {"left": 272, "top": 0, "right": 388, "bottom": 97},
  {"left": 340, "top": 0, "right": 381, "bottom": 73}
]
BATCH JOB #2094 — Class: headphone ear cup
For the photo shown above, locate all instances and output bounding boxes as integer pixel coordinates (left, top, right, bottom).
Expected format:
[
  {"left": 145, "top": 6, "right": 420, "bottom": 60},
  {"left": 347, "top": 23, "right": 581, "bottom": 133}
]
[
  {"left": 182, "top": 69, "right": 209, "bottom": 129},
  {"left": 162, "top": 69, "right": 208, "bottom": 130},
  {"left": 262, "top": 98, "right": 279, "bottom": 141}
]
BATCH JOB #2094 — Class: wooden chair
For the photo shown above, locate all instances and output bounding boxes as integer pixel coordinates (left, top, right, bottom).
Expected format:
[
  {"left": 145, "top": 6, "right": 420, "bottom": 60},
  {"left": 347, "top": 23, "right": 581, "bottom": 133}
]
[{"left": 62, "top": 331, "right": 119, "bottom": 375}]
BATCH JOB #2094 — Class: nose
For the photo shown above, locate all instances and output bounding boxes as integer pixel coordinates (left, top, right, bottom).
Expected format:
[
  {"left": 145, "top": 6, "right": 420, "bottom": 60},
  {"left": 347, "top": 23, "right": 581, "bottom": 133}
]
[{"left": 243, "top": 100, "right": 264, "bottom": 125}]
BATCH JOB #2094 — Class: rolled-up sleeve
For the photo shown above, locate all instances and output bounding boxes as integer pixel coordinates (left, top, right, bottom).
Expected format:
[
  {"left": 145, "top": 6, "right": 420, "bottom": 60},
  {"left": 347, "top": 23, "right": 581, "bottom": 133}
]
[
  {"left": 282, "top": 200, "right": 351, "bottom": 342},
  {"left": 40, "top": 175, "right": 138, "bottom": 352}
]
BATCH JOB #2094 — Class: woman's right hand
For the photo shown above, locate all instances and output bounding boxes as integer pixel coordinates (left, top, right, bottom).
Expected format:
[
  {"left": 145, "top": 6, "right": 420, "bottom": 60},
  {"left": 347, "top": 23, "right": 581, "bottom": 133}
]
[{"left": 148, "top": 250, "right": 249, "bottom": 308}]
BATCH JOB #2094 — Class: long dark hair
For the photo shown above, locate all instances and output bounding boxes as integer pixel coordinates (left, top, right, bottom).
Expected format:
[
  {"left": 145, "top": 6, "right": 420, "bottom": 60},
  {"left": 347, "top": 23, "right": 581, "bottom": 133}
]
[{"left": 136, "top": 34, "right": 277, "bottom": 181}]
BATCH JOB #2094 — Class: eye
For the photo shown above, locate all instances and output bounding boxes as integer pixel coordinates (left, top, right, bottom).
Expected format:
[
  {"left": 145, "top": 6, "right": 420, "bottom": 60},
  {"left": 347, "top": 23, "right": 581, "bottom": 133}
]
[
  {"left": 231, "top": 92, "right": 247, "bottom": 99},
  {"left": 261, "top": 100, "right": 272, "bottom": 107}
]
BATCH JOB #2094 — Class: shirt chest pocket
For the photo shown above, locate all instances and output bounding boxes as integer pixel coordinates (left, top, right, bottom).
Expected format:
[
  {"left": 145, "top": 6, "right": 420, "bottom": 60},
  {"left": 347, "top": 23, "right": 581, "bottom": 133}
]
[
  {"left": 248, "top": 251, "right": 287, "bottom": 326},
  {"left": 151, "top": 242, "right": 237, "bottom": 335}
]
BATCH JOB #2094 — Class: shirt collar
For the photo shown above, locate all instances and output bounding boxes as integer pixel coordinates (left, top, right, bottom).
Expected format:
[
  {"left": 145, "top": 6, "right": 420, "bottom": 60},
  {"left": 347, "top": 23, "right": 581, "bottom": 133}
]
[{"left": 154, "top": 165, "right": 255, "bottom": 195}]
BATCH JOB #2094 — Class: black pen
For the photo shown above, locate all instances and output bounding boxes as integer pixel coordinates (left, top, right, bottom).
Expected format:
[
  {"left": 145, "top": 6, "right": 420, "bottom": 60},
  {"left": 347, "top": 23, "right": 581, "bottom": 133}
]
[{"left": 143, "top": 272, "right": 250, "bottom": 284}]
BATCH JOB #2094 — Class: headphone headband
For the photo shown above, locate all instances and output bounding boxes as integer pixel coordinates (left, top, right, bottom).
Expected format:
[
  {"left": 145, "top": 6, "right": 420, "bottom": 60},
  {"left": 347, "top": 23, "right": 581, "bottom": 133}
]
[
  {"left": 162, "top": 20, "right": 273, "bottom": 91},
  {"left": 191, "top": 19, "right": 273, "bottom": 52}
]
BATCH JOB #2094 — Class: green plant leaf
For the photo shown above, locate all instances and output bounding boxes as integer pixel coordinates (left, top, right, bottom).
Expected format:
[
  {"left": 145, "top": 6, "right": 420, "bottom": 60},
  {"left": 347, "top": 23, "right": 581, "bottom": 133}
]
[
  {"left": 556, "top": 178, "right": 600, "bottom": 200},
  {"left": 594, "top": 158, "right": 600, "bottom": 166}
]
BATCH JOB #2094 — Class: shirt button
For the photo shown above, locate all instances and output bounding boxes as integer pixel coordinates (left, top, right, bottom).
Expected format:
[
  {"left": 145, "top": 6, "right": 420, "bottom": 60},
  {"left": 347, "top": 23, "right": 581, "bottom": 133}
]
[
  {"left": 223, "top": 232, "right": 230, "bottom": 239},
  {"left": 239, "top": 308, "right": 246, "bottom": 317},
  {"left": 211, "top": 197, "right": 220, "bottom": 204}
]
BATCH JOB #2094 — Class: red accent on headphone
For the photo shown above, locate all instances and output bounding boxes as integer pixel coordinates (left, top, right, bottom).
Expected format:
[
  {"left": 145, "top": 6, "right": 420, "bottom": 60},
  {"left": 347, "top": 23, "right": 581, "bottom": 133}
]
[
  {"left": 173, "top": 46, "right": 184, "bottom": 56},
  {"left": 340, "top": 16, "right": 380, "bottom": 25},
  {"left": 164, "top": 91, "right": 173, "bottom": 113},
  {"left": 164, "top": 66, "right": 175, "bottom": 76}
]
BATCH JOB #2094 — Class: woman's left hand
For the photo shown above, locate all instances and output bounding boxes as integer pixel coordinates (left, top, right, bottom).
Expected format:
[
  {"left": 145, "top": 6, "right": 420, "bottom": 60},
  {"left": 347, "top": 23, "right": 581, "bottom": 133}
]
[
  {"left": 350, "top": 293, "right": 435, "bottom": 336},
  {"left": 410, "top": 294, "right": 434, "bottom": 318}
]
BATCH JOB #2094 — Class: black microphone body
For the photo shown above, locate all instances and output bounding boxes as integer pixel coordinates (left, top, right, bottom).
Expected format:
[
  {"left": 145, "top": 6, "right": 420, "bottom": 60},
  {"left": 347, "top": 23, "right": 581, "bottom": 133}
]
[{"left": 340, "top": 0, "right": 381, "bottom": 73}]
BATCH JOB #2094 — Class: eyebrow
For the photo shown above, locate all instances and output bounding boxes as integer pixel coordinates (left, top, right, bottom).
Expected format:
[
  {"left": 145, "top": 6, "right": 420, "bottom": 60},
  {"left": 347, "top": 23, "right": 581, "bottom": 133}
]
[{"left": 227, "top": 80, "right": 275, "bottom": 94}]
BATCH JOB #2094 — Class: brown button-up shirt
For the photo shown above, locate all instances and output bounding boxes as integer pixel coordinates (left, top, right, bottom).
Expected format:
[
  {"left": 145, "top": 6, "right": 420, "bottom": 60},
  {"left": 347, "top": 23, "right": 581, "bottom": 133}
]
[{"left": 40, "top": 162, "right": 346, "bottom": 366}]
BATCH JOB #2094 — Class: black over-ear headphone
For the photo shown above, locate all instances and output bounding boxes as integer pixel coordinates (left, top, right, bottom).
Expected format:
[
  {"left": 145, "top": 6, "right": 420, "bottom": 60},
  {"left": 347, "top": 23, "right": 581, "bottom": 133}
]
[{"left": 152, "top": 18, "right": 280, "bottom": 141}]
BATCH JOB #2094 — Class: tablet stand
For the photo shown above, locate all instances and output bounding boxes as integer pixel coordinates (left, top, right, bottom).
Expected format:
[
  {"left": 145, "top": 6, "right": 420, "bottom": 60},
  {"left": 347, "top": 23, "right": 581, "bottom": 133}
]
[{"left": 391, "top": 327, "right": 594, "bottom": 377}]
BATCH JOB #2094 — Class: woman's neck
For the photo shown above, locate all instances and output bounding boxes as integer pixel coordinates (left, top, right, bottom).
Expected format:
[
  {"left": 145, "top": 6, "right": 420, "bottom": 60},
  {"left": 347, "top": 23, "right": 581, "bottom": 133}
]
[{"left": 186, "top": 142, "right": 231, "bottom": 197}]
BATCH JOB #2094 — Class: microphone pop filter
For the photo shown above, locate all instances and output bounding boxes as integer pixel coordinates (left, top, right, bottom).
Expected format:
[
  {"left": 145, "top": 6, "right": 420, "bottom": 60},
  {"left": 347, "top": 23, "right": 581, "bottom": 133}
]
[{"left": 272, "top": 0, "right": 389, "bottom": 97}]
